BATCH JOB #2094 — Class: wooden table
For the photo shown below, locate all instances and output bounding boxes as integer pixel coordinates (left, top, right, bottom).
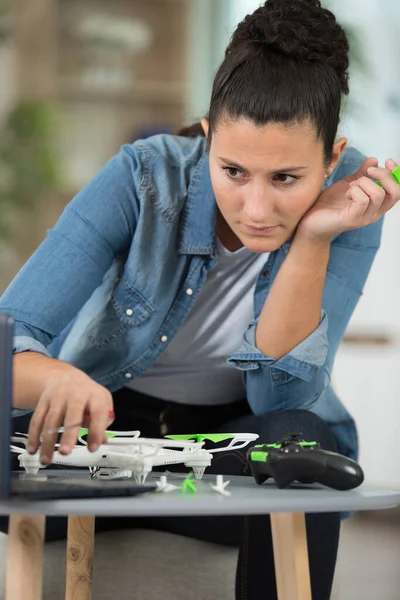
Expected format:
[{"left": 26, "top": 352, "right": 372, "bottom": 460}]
[{"left": 3, "top": 473, "right": 400, "bottom": 600}]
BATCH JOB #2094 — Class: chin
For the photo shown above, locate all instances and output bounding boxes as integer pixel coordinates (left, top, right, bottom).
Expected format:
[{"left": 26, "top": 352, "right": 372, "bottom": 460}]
[
  {"left": 240, "top": 232, "right": 290, "bottom": 254},
  {"left": 244, "top": 240, "right": 281, "bottom": 253}
]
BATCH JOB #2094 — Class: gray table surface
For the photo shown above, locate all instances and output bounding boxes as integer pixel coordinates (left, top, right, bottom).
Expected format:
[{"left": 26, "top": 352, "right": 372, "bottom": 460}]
[{"left": 1, "top": 471, "right": 400, "bottom": 516}]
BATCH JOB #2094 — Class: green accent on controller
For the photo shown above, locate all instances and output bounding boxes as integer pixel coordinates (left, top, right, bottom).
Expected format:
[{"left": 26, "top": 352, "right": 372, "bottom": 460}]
[
  {"left": 166, "top": 433, "right": 238, "bottom": 444},
  {"left": 252, "top": 440, "right": 317, "bottom": 451},
  {"left": 253, "top": 443, "right": 281, "bottom": 449},
  {"left": 79, "top": 428, "right": 118, "bottom": 439},
  {"left": 250, "top": 451, "right": 269, "bottom": 462},
  {"left": 376, "top": 165, "right": 400, "bottom": 187}
]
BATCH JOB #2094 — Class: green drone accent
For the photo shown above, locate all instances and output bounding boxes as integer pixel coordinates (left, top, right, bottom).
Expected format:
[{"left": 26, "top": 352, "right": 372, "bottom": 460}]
[
  {"left": 79, "top": 428, "right": 118, "bottom": 439},
  {"left": 181, "top": 472, "right": 197, "bottom": 493},
  {"left": 376, "top": 165, "right": 400, "bottom": 188},
  {"left": 166, "top": 433, "right": 239, "bottom": 444}
]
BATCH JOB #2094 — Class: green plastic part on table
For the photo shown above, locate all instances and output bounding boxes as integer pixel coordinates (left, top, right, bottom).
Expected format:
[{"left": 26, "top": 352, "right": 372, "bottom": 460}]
[
  {"left": 79, "top": 428, "right": 118, "bottom": 439},
  {"left": 181, "top": 473, "right": 197, "bottom": 493},
  {"left": 376, "top": 164, "right": 400, "bottom": 187},
  {"left": 165, "top": 433, "right": 240, "bottom": 444}
]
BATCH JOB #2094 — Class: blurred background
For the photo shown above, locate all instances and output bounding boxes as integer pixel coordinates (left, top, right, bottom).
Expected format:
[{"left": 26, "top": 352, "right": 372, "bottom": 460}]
[{"left": 0, "top": 1, "right": 399, "bottom": 595}]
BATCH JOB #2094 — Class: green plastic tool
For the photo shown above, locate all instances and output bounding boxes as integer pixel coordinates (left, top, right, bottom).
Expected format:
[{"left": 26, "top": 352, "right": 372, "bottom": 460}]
[{"left": 376, "top": 164, "right": 400, "bottom": 187}]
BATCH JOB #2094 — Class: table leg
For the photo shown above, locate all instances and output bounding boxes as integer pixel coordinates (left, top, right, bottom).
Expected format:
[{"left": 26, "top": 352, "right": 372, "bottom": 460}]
[
  {"left": 5, "top": 514, "right": 46, "bottom": 600},
  {"left": 65, "top": 515, "right": 95, "bottom": 600},
  {"left": 270, "top": 512, "right": 312, "bottom": 600}
]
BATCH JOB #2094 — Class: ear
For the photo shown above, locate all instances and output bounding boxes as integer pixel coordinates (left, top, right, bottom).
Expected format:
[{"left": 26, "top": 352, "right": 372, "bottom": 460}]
[
  {"left": 327, "top": 137, "right": 347, "bottom": 176},
  {"left": 201, "top": 118, "right": 209, "bottom": 138}
]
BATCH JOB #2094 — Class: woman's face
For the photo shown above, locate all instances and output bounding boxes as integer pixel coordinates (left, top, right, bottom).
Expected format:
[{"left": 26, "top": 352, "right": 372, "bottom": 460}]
[{"left": 204, "top": 116, "right": 346, "bottom": 252}]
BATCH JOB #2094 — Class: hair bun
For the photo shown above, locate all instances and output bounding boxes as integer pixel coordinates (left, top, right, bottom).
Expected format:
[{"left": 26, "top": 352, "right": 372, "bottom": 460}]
[{"left": 230, "top": 0, "right": 349, "bottom": 93}]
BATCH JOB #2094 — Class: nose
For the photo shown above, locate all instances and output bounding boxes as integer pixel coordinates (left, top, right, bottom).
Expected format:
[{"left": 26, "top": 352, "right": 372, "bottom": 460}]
[{"left": 242, "top": 185, "right": 272, "bottom": 224}]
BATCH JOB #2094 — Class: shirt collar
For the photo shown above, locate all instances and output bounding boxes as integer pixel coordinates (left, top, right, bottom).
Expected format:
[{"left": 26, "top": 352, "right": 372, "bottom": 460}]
[{"left": 179, "top": 152, "right": 217, "bottom": 255}]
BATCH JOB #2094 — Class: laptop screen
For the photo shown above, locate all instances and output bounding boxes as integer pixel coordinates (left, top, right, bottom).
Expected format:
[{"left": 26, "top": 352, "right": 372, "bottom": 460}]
[{"left": 0, "top": 312, "right": 13, "bottom": 496}]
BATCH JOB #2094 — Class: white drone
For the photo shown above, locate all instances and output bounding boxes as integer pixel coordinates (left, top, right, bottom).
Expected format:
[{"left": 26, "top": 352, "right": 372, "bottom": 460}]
[{"left": 11, "top": 429, "right": 259, "bottom": 484}]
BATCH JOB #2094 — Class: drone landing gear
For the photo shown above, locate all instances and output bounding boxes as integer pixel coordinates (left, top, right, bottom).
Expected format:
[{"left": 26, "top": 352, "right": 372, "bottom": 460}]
[
  {"left": 24, "top": 467, "right": 41, "bottom": 476},
  {"left": 132, "top": 468, "right": 152, "bottom": 485},
  {"left": 191, "top": 466, "right": 205, "bottom": 479}
]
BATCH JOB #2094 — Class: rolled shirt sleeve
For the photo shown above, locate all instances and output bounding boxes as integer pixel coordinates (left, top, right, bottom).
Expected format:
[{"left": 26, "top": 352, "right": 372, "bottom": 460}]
[
  {"left": 228, "top": 309, "right": 328, "bottom": 382},
  {"left": 227, "top": 220, "right": 382, "bottom": 417}
]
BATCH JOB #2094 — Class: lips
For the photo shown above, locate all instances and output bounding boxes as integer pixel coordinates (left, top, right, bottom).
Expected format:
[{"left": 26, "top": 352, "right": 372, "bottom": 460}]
[
  {"left": 243, "top": 224, "right": 279, "bottom": 234},
  {"left": 246, "top": 226, "right": 275, "bottom": 230}
]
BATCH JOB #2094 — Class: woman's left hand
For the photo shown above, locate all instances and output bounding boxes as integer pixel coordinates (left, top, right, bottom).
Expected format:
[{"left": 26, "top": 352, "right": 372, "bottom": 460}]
[{"left": 297, "top": 157, "right": 400, "bottom": 242}]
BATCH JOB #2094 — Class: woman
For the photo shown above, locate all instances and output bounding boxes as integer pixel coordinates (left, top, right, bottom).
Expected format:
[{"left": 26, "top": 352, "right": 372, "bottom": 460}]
[{"left": 1, "top": 0, "right": 399, "bottom": 598}]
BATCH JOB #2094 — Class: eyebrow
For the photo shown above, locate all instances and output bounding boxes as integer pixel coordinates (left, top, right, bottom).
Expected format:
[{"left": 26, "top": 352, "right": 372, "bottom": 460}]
[{"left": 218, "top": 157, "right": 308, "bottom": 174}]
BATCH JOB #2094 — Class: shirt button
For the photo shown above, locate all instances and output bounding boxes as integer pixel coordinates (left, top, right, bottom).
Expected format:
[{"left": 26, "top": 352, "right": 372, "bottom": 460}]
[
  {"left": 161, "top": 335, "right": 168, "bottom": 343},
  {"left": 186, "top": 288, "right": 194, "bottom": 296},
  {"left": 126, "top": 309, "right": 133, "bottom": 316},
  {"left": 125, "top": 372, "right": 132, "bottom": 379}
]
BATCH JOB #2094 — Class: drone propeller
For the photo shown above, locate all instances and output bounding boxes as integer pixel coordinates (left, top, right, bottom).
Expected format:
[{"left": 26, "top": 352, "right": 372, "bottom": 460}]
[
  {"left": 166, "top": 433, "right": 238, "bottom": 444},
  {"left": 166, "top": 433, "right": 258, "bottom": 444},
  {"left": 166, "top": 433, "right": 259, "bottom": 453},
  {"left": 10, "top": 438, "right": 62, "bottom": 453},
  {"left": 10, "top": 444, "right": 26, "bottom": 454},
  {"left": 77, "top": 429, "right": 141, "bottom": 445},
  {"left": 11, "top": 436, "right": 29, "bottom": 447},
  {"left": 107, "top": 437, "right": 198, "bottom": 448}
]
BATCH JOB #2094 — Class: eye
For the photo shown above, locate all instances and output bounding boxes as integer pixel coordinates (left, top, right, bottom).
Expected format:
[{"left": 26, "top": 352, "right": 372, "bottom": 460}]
[
  {"left": 222, "top": 166, "right": 245, "bottom": 180},
  {"left": 274, "top": 174, "right": 300, "bottom": 185}
]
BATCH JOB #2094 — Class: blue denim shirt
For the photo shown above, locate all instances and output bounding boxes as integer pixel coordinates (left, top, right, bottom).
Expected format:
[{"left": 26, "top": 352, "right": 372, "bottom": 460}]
[{"left": 0, "top": 135, "right": 383, "bottom": 460}]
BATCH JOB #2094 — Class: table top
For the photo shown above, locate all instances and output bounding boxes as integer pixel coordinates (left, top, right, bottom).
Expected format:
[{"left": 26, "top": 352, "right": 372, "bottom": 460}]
[{"left": 1, "top": 471, "right": 400, "bottom": 517}]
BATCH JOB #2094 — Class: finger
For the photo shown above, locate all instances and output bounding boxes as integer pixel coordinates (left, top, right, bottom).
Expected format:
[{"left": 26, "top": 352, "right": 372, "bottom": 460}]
[
  {"left": 380, "top": 193, "right": 400, "bottom": 217},
  {"left": 40, "top": 405, "right": 66, "bottom": 465},
  {"left": 58, "top": 401, "right": 88, "bottom": 455},
  {"left": 349, "top": 177, "right": 386, "bottom": 215},
  {"left": 344, "top": 157, "right": 379, "bottom": 184},
  {"left": 367, "top": 164, "right": 400, "bottom": 199},
  {"left": 86, "top": 393, "right": 114, "bottom": 452},
  {"left": 346, "top": 185, "right": 370, "bottom": 221},
  {"left": 27, "top": 397, "right": 50, "bottom": 454},
  {"left": 386, "top": 158, "right": 398, "bottom": 168}
]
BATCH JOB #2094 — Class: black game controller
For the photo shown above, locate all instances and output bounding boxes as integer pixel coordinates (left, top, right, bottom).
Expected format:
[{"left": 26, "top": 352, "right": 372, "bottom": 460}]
[{"left": 246, "top": 433, "right": 364, "bottom": 490}]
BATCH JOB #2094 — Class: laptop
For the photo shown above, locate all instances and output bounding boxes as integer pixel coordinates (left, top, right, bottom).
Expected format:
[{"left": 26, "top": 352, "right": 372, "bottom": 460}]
[{"left": 0, "top": 312, "right": 156, "bottom": 499}]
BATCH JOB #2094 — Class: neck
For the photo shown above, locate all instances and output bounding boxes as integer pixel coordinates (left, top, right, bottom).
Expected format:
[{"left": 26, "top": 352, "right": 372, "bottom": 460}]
[{"left": 216, "top": 209, "right": 243, "bottom": 252}]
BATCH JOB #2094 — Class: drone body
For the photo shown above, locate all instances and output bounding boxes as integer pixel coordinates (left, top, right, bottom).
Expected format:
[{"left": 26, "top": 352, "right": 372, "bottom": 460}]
[{"left": 11, "top": 430, "right": 259, "bottom": 484}]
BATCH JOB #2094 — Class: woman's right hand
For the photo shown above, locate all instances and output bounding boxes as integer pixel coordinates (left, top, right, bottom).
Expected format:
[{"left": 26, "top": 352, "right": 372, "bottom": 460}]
[{"left": 27, "top": 369, "right": 115, "bottom": 465}]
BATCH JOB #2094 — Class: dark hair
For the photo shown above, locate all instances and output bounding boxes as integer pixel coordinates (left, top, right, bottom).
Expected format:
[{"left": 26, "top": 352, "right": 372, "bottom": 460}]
[{"left": 177, "top": 0, "right": 349, "bottom": 165}]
